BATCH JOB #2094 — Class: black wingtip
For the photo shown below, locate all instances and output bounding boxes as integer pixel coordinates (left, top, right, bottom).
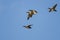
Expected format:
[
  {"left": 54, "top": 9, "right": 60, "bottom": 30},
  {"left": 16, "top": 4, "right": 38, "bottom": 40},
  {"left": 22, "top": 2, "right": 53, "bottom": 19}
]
[
  {"left": 29, "top": 10, "right": 32, "bottom": 11},
  {"left": 55, "top": 4, "right": 57, "bottom": 5},
  {"left": 23, "top": 26, "right": 25, "bottom": 27},
  {"left": 48, "top": 8, "right": 50, "bottom": 9},
  {"left": 48, "top": 10, "right": 50, "bottom": 12},
  {"left": 54, "top": 10, "right": 57, "bottom": 12},
  {"left": 27, "top": 17, "right": 29, "bottom": 20}
]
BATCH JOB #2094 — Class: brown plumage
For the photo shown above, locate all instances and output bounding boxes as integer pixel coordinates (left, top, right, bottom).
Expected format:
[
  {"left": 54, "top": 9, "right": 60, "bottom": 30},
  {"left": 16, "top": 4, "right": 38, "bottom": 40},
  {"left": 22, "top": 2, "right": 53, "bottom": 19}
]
[
  {"left": 29, "top": 10, "right": 37, "bottom": 14},
  {"left": 27, "top": 10, "right": 37, "bottom": 20},
  {"left": 48, "top": 4, "right": 57, "bottom": 12}
]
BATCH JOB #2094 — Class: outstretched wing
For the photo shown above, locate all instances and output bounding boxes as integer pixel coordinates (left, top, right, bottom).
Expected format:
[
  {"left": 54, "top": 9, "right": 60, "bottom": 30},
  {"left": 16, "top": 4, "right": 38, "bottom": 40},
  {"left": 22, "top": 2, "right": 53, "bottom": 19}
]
[
  {"left": 49, "top": 9, "right": 51, "bottom": 12},
  {"left": 28, "top": 24, "right": 33, "bottom": 26},
  {"left": 23, "top": 24, "right": 33, "bottom": 29},
  {"left": 29, "top": 10, "right": 33, "bottom": 11},
  {"left": 27, "top": 13, "right": 33, "bottom": 20},
  {"left": 27, "top": 16, "right": 30, "bottom": 20},
  {"left": 34, "top": 10, "right": 38, "bottom": 13},
  {"left": 26, "top": 12, "right": 29, "bottom": 13},
  {"left": 53, "top": 4, "right": 57, "bottom": 9}
]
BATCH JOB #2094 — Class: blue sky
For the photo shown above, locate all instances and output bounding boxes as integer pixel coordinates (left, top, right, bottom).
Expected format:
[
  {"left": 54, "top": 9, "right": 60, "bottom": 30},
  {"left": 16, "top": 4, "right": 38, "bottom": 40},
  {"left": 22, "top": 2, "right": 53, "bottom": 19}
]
[{"left": 0, "top": 0, "right": 60, "bottom": 40}]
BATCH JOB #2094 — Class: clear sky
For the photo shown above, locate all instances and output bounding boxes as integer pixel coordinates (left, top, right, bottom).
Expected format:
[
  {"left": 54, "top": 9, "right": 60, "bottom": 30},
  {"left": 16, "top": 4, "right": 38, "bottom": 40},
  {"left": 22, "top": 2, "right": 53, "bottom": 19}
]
[{"left": 0, "top": 0, "right": 60, "bottom": 40}]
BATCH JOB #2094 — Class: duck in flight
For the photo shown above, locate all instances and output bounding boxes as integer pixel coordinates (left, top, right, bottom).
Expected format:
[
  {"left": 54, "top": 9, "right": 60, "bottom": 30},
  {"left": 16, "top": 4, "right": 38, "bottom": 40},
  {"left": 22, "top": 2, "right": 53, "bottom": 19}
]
[
  {"left": 23, "top": 24, "right": 32, "bottom": 29},
  {"left": 27, "top": 10, "right": 37, "bottom": 20},
  {"left": 48, "top": 4, "right": 57, "bottom": 12}
]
